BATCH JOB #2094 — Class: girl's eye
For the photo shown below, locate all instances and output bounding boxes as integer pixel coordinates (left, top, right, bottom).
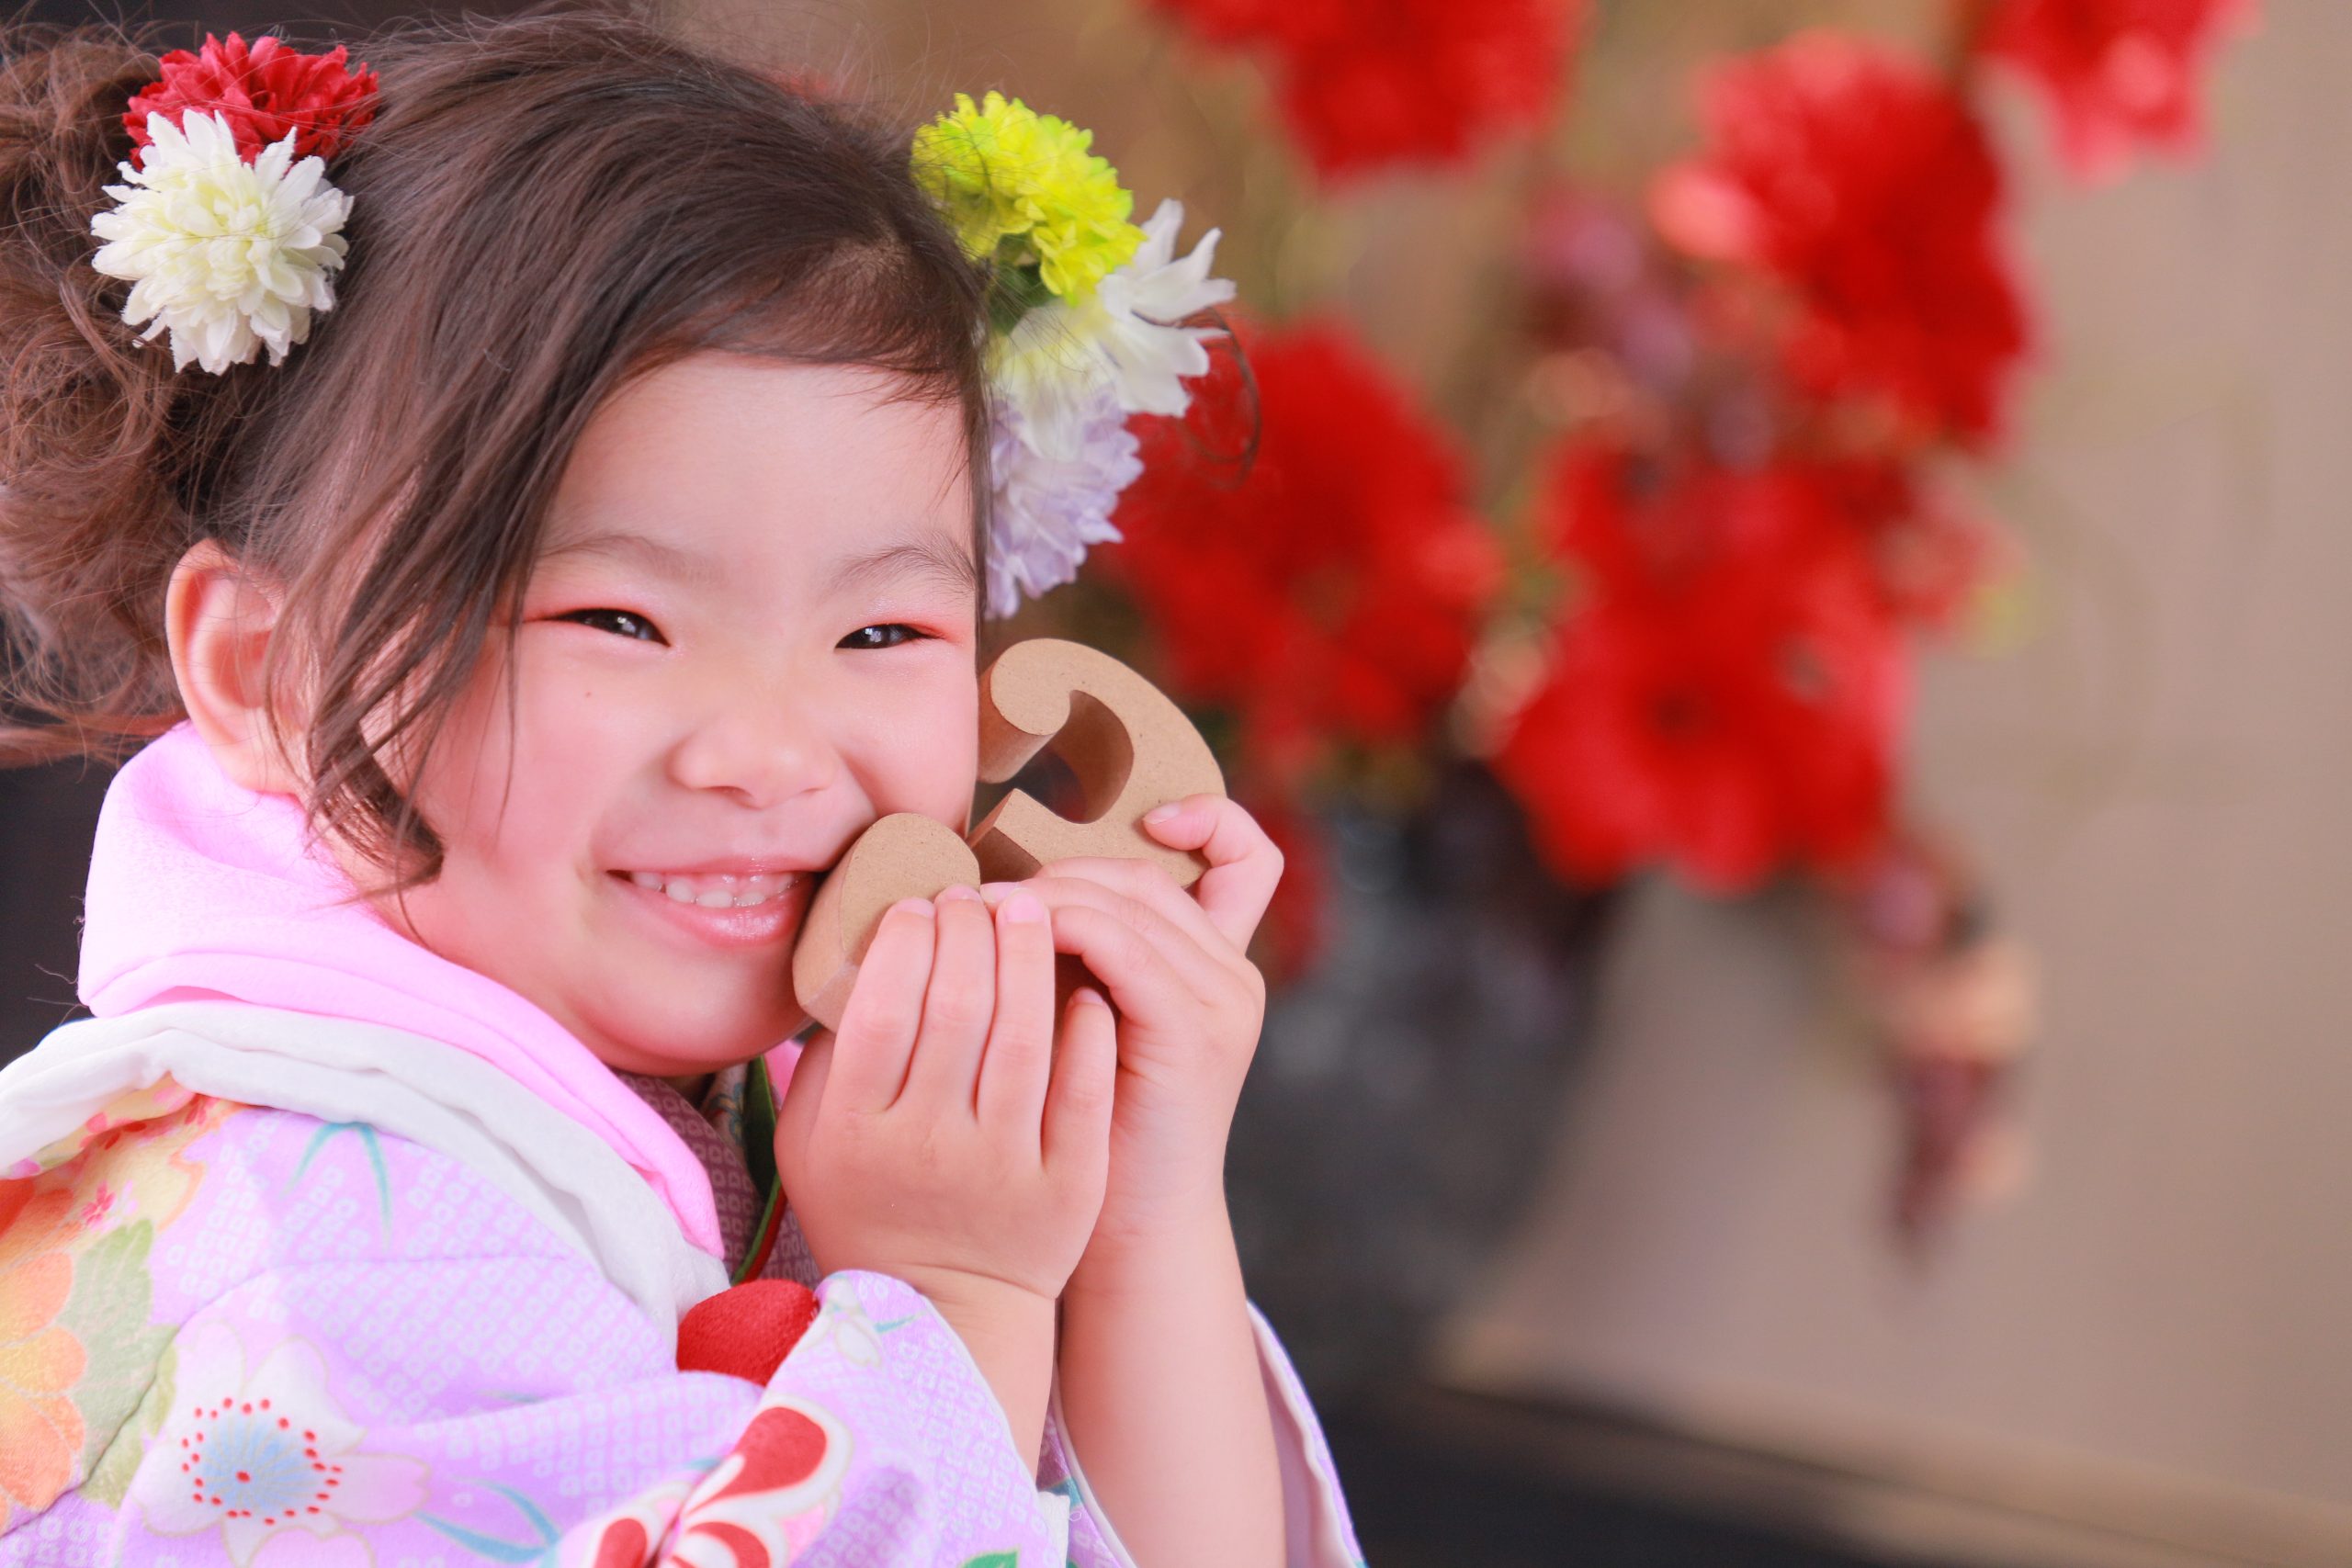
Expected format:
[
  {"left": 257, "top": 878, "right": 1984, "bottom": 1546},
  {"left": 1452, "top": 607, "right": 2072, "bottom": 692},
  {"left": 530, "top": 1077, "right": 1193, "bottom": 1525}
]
[
  {"left": 838, "top": 624, "right": 927, "bottom": 651},
  {"left": 558, "top": 608, "right": 667, "bottom": 644}
]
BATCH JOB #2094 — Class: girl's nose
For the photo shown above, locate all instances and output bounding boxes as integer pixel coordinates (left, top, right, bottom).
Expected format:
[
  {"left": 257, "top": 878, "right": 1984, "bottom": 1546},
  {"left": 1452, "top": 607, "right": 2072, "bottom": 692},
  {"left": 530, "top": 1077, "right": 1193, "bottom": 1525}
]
[{"left": 667, "top": 699, "right": 841, "bottom": 809}]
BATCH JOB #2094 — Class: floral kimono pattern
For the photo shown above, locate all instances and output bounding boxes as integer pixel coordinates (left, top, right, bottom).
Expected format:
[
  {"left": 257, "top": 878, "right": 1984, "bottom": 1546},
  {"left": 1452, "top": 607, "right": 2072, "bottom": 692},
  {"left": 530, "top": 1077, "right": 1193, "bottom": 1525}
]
[{"left": 0, "top": 1074, "right": 1361, "bottom": 1566}]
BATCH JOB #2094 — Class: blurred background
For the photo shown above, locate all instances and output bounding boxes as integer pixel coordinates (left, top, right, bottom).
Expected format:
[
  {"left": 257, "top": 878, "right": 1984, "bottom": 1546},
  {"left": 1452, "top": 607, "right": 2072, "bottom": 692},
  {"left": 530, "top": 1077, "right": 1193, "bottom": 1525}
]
[{"left": 7, "top": 1, "right": 2341, "bottom": 1564}]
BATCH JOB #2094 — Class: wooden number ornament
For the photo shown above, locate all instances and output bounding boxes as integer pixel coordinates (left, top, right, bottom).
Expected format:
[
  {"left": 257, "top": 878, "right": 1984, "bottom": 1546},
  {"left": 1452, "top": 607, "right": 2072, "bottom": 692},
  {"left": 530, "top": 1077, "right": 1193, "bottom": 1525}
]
[
  {"left": 786, "top": 814, "right": 981, "bottom": 1034},
  {"left": 968, "top": 637, "right": 1226, "bottom": 885},
  {"left": 789, "top": 638, "right": 1226, "bottom": 1032}
]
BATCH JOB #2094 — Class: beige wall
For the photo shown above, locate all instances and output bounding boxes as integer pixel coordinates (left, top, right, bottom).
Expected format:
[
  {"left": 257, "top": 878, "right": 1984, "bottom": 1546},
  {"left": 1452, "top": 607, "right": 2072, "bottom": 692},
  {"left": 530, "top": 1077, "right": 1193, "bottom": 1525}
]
[{"left": 1441, "top": 1, "right": 2352, "bottom": 1556}]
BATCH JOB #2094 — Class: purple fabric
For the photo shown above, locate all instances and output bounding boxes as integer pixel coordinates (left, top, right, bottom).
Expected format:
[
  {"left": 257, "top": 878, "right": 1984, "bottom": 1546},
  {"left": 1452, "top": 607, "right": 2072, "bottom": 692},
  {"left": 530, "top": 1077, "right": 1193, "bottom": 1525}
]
[
  {"left": 621, "top": 1069, "right": 766, "bottom": 1273},
  {"left": 617, "top": 1067, "right": 820, "bottom": 1289},
  {"left": 0, "top": 1097, "right": 1073, "bottom": 1565}
]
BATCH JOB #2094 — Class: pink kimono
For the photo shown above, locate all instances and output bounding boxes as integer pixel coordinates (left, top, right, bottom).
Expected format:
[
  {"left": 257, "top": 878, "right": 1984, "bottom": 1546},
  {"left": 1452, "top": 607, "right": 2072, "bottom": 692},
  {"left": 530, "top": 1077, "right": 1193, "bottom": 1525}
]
[{"left": 0, "top": 727, "right": 1362, "bottom": 1565}]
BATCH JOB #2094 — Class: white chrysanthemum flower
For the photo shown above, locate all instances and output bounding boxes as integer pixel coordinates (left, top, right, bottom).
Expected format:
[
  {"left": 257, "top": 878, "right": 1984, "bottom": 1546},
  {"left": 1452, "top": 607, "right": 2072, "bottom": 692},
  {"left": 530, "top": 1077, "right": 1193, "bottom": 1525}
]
[
  {"left": 90, "top": 111, "right": 353, "bottom": 375},
  {"left": 1091, "top": 198, "right": 1237, "bottom": 412},
  {"left": 991, "top": 198, "right": 1234, "bottom": 461}
]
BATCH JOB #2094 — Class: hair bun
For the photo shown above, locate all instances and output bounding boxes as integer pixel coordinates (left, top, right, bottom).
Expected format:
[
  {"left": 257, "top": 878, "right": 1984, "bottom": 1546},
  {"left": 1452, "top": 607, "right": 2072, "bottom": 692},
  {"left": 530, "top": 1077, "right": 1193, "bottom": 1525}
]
[{"left": 2, "top": 25, "right": 203, "bottom": 760}]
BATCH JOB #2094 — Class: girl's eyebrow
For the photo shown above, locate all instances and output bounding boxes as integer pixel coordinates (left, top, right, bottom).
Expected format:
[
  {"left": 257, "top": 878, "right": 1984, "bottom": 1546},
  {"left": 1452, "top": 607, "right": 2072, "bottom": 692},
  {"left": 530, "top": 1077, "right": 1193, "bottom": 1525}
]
[
  {"left": 541, "top": 530, "right": 978, "bottom": 602},
  {"left": 826, "top": 537, "right": 981, "bottom": 601},
  {"left": 540, "top": 529, "right": 726, "bottom": 591}
]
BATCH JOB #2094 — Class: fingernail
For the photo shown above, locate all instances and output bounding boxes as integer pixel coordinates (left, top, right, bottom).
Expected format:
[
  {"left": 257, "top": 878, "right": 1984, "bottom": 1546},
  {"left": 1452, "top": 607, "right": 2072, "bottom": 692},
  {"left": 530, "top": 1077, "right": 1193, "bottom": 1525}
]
[
  {"left": 1001, "top": 890, "right": 1046, "bottom": 924},
  {"left": 936, "top": 884, "right": 982, "bottom": 903},
  {"left": 978, "top": 881, "right": 1019, "bottom": 903},
  {"left": 1071, "top": 985, "right": 1108, "bottom": 1009},
  {"left": 889, "top": 897, "right": 935, "bottom": 919},
  {"left": 1144, "top": 803, "right": 1182, "bottom": 825}
]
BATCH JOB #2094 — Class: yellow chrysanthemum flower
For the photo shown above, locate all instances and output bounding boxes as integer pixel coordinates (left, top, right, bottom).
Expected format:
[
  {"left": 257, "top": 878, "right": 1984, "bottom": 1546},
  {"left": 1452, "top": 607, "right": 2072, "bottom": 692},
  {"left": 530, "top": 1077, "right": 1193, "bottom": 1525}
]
[{"left": 913, "top": 91, "right": 1143, "bottom": 302}]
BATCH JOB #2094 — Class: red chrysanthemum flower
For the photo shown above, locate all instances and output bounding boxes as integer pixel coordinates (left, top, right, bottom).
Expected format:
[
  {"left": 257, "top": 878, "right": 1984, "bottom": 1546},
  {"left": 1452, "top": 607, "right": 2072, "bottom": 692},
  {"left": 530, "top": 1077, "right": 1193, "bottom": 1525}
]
[
  {"left": 1492, "top": 441, "right": 1908, "bottom": 892},
  {"left": 1151, "top": 0, "right": 1580, "bottom": 182},
  {"left": 125, "top": 33, "right": 379, "bottom": 166},
  {"left": 1799, "top": 457, "right": 2010, "bottom": 631},
  {"left": 1650, "top": 32, "right": 2030, "bottom": 446},
  {"left": 1104, "top": 320, "right": 1504, "bottom": 787},
  {"left": 1976, "top": 0, "right": 2256, "bottom": 181}
]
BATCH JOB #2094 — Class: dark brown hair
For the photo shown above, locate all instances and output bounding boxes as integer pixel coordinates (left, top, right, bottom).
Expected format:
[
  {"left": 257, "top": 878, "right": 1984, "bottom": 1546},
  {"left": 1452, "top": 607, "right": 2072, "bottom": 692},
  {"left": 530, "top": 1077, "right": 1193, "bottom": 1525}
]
[{"left": 0, "top": 6, "right": 990, "bottom": 886}]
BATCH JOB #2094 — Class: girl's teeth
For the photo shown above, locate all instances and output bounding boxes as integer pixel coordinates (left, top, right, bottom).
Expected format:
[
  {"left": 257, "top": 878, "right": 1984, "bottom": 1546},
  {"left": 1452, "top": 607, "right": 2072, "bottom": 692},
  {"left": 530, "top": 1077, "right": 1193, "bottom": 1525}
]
[{"left": 627, "top": 870, "right": 799, "bottom": 908}]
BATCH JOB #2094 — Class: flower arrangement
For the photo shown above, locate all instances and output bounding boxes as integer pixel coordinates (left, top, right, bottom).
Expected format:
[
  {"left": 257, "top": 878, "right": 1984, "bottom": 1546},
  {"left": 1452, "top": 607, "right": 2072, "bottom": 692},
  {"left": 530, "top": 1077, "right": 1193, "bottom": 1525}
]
[{"left": 1014, "top": 0, "right": 2255, "bottom": 1242}]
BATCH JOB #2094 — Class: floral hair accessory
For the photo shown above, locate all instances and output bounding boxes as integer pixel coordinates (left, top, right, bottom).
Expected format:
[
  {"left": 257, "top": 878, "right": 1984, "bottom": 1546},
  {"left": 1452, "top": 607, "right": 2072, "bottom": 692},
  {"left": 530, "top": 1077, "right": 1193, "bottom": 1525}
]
[
  {"left": 915, "top": 95, "right": 1236, "bottom": 619},
  {"left": 914, "top": 91, "right": 1144, "bottom": 305},
  {"left": 124, "top": 33, "right": 379, "bottom": 163},
  {"left": 91, "top": 34, "right": 376, "bottom": 376}
]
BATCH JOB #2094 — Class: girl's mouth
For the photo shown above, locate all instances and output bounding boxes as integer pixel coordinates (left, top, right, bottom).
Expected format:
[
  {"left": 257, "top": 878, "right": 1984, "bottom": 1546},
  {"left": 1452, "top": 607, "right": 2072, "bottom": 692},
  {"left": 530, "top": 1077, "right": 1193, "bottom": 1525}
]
[
  {"left": 608, "top": 868, "right": 813, "bottom": 950},
  {"left": 625, "top": 869, "right": 801, "bottom": 908}
]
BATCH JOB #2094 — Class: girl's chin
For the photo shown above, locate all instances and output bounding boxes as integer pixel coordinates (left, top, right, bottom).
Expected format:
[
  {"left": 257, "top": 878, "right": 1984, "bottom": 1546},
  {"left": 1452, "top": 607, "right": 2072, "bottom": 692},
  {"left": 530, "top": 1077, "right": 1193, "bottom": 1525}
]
[{"left": 580, "top": 998, "right": 812, "bottom": 1080}]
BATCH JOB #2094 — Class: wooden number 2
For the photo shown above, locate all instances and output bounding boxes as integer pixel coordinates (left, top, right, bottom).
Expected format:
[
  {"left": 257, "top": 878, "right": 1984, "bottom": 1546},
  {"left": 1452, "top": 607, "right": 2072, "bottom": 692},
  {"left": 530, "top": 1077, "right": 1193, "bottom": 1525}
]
[{"left": 788, "top": 638, "right": 1226, "bottom": 1032}]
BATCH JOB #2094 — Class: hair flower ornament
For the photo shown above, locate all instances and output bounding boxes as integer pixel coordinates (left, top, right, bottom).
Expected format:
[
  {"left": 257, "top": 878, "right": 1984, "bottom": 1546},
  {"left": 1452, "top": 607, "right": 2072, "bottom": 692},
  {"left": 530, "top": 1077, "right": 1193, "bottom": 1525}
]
[
  {"left": 91, "top": 34, "right": 376, "bottom": 376},
  {"left": 915, "top": 92, "right": 1237, "bottom": 619}
]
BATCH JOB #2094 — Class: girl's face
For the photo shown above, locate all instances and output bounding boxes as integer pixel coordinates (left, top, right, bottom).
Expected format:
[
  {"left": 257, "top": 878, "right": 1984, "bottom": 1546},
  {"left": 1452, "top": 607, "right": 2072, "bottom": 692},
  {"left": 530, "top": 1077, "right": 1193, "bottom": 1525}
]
[{"left": 370, "top": 355, "right": 980, "bottom": 1077}]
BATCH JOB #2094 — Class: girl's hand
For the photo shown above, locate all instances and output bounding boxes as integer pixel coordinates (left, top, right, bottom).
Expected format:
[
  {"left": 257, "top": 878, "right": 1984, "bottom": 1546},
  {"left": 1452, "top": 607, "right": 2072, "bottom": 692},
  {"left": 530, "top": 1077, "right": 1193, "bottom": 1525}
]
[
  {"left": 978, "top": 794, "right": 1281, "bottom": 1268},
  {"left": 774, "top": 885, "right": 1116, "bottom": 1459}
]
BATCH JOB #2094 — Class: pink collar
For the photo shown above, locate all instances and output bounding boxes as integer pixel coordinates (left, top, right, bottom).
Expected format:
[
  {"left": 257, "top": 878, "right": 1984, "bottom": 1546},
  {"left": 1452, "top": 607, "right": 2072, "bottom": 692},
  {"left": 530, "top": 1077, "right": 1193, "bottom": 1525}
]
[{"left": 78, "top": 724, "right": 724, "bottom": 1257}]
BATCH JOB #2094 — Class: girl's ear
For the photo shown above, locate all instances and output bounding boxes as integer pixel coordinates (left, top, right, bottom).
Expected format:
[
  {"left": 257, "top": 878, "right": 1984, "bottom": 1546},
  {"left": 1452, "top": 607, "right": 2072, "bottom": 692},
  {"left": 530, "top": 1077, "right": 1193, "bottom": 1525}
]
[{"left": 164, "top": 539, "right": 307, "bottom": 795}]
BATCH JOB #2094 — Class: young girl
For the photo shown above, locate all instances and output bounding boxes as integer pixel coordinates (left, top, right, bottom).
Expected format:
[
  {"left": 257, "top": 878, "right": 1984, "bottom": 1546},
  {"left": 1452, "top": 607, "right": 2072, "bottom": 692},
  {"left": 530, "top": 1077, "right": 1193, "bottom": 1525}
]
[{"left": 0, "top": 14, "right": 1360, "bottom": 1565}]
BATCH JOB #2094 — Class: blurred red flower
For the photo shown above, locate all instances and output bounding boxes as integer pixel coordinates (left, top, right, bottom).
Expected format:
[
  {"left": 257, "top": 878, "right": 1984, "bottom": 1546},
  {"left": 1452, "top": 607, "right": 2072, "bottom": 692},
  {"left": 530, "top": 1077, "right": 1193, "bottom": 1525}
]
[
  {"left": 126, "top": 33, "right": 379, "bottom": 165},
  {"left": 1149, "top": 0, "right": 1579, "bottom": 181},
  {"left": 1804, "top": 459, "right": 2010, "bottom": 630},
  {"left": 1105, "top": 320, "right": 1503, "bottom": 787},
  {"left": 1976, "top": 0, "right": 2256, "bottom": 180},
  {"left": 1651, "top": 32, "right": 2030, "bottom": 446},
  {"left": 1493, "top": 442, "right": 1907, "bottom": 892}
]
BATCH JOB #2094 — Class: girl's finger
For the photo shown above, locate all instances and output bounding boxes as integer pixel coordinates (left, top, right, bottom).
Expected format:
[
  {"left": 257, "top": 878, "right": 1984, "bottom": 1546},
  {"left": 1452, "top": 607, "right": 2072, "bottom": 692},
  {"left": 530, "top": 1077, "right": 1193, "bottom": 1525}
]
[
  {"left": 976, "top": 886, "right": 1057, "bottom": 1137},
  {"left": 828, "top": 898, "right": 935, "bottom": 1112},
  {"left": 773, "top": 1025, "right": 833, "bottom": 1170},
  {"left": 980, "top": 874, "right": 1227, "bottom": 1004},
  {"left": 1139, "top": 795, "right": 1283, "bottom": 953},
  {"left": 1033, "top": 899, "right": 1198, "bottom": 1029},
  {"left": 899, "top": 885, "right": 996, "bottom": 1114},
  {"left": 1042, "top": 985, "right": 1115, "bottom": 1181},
  {"left": 1027, "top": 853, "right": 1233, "bottom": 970}
]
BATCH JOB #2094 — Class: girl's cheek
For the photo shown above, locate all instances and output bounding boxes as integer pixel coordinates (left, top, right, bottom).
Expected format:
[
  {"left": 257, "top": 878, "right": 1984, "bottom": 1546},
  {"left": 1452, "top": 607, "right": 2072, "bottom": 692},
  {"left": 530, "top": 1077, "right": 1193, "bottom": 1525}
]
[{"left": 871, "top": 683, "right": 980, "bottom": 820}]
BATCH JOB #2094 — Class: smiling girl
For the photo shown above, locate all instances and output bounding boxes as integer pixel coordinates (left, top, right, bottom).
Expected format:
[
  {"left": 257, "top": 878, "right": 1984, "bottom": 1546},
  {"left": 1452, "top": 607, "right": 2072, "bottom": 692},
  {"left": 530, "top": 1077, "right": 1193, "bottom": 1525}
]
[{"left": 0, "top": 14, "right": 1357, "bottom": 1565}]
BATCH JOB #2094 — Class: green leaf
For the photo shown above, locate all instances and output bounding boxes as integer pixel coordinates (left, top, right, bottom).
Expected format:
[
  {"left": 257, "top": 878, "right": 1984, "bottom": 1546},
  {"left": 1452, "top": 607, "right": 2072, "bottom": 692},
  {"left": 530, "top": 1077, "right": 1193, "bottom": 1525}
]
[
  {"left": 82, "top": 1339, "right": 174, "bottom": 1507},
  {"left": 961, "top": 1553, "right": 1022, "bottom": 1568},
  {"left": 290, "top": 1122, "right": 393, "bottom": 1232},
  {"left": 62, "top": 1222, "right": 175, "bottom": 1487}
]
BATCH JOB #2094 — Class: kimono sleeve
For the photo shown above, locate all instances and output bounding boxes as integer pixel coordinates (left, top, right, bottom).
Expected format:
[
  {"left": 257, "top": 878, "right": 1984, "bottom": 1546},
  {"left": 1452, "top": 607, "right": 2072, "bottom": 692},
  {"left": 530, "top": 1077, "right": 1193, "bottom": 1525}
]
[{"left": 2, "top": 1103, "right": 1069, "bottom": 1567}]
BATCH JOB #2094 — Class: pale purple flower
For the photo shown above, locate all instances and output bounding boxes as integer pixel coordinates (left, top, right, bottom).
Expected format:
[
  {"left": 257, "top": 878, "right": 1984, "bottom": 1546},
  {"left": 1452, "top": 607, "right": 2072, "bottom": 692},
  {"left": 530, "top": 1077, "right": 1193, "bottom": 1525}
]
[{"left": 986, "top": 380, "right": 1141, "bottom": 619}]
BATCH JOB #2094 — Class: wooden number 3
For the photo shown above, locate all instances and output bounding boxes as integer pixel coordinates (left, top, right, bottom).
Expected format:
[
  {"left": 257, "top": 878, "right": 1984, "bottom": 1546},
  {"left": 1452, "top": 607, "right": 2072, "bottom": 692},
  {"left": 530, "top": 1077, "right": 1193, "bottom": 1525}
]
[{"left": 788, "top": 638, "right": 1226, "bottom": 1032}]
